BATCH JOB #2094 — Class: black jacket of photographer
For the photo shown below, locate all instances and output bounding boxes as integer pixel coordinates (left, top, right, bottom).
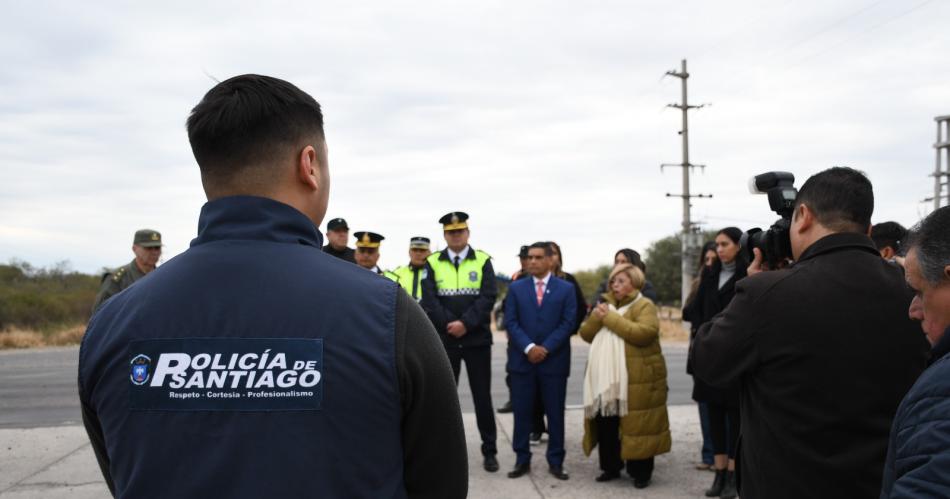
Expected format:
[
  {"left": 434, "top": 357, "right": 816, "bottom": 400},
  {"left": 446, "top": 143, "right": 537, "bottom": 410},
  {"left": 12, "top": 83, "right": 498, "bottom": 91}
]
[
  {"left": 690, "top": 232, "right": 929, "bottom": 499},
  {"left": 683, "top": 258, "right": 746, "bottom": 407}
]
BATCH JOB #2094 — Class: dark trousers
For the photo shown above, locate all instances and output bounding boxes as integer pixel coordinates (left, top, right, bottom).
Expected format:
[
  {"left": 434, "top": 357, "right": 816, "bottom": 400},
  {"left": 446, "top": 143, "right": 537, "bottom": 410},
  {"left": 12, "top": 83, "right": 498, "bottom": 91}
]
[
  {"left": 511, "top": 370, "right": 566, "bottom": 467},
  {"left": 708, "top": 403, "right": 739, "bottom": 459},
  {"left": 447, "top": 346, "right": 497, "bottom": 456},
  {"left": 506, "top": 373, "right": 546, "bottom": 433},
  {"left": 594, "top": 415, "right": 654, "bottom": 481},
  {"left": 698, "top": 402, "right": 714, "bottom": 464}
]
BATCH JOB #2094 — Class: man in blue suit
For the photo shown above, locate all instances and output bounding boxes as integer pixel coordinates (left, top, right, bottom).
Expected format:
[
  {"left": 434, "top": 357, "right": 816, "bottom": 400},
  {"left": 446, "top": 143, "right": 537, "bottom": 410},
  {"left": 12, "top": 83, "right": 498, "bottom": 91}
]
[{"left": 504, "top": 242, "right": 577, "bottom": 480}]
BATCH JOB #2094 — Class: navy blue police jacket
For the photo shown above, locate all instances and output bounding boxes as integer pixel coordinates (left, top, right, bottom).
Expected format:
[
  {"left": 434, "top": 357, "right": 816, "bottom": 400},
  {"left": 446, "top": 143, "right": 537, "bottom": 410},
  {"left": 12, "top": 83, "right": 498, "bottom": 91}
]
[{"left": 78, "top": 196, "right": 467, "bottom": 499}]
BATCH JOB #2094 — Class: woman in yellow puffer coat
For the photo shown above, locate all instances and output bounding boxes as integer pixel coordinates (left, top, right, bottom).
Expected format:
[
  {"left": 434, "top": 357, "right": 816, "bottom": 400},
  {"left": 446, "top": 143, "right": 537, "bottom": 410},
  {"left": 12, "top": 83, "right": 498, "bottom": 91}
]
[{"left": 579, "top": 263, "right": 671, "bottom": 489}]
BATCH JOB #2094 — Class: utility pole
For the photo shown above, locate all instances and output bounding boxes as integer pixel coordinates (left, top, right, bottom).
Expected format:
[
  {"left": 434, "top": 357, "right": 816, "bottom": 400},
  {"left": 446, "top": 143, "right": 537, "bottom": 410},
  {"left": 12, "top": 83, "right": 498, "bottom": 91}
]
[
  {"left": 928, "top": 115, "right": 950, "bottom": 210},
  {"left": 661, "top": 59, "right": 711, "bottom": 308}
]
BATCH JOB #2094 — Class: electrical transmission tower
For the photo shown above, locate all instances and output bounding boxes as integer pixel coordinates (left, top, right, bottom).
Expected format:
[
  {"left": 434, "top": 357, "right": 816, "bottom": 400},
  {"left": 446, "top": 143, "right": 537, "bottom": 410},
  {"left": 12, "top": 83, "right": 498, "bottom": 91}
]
[
  {"left": 661, "top": 59, "right": 711, "bottom": 307},
  {"left": 927, "top": 114, "right": 950, "bottom": 210}
]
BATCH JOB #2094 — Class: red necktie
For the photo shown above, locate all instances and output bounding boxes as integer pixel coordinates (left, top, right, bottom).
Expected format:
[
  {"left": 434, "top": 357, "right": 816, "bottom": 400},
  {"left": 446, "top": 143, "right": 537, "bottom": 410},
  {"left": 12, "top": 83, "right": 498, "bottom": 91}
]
[{"left": 536, "top": 280, "right": 545, "bottom": 306}]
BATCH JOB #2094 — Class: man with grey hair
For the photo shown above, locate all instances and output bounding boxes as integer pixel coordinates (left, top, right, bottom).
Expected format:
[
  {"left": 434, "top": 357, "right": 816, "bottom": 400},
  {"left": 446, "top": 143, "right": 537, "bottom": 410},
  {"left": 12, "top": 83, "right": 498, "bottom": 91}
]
[{"left": 881, "top": 205, "right": 950, "bottom": 497}]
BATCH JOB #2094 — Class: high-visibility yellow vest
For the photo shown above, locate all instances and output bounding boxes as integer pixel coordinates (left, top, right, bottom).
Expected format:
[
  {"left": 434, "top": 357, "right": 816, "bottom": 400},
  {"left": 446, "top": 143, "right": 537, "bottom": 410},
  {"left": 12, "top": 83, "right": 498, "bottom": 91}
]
[
  {"left": 426, "top": 249, "right": 490, "bottom": 297},
  {"left": 390, "top": 265, "right": 426, "bottom": 300}
]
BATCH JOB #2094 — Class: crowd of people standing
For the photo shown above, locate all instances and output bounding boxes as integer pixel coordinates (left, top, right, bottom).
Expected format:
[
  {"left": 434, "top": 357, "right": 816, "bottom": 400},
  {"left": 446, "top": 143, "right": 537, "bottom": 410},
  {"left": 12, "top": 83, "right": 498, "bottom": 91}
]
[{"left": 81, "top": 74, "right": 950, "bottom": 498}]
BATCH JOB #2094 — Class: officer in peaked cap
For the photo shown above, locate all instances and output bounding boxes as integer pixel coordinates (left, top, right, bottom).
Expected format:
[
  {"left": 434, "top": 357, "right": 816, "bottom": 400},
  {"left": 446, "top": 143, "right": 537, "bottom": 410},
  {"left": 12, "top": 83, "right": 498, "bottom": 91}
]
[
  {"left": 353, "top": 231, "right": 389, "bottom": 275},
  {"left": 387, "top": 237, "right": 432, "bottom": 301},
  {"left": 323, "top": 217, "right": 356, "bottom": 264},
  {"left": 421, "top": 211, "right": 501, "bottom": 472},
  {"left": 92, "top": 229, "right": 162, "bottom": 312}
]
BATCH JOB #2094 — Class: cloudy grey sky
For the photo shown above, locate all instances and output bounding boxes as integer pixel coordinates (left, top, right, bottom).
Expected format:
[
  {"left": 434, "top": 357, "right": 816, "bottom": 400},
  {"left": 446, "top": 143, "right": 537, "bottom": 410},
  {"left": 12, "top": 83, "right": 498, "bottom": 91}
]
[{"left": 1, "top": 0, "right": 947, "bottom": 276}]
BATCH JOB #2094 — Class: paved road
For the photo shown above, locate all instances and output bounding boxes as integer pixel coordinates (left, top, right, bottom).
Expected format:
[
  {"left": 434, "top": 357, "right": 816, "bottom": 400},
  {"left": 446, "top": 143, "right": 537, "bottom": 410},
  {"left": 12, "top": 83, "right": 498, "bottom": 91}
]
[{"left": 0, "top": 335, "right": 691, "bottom": 429}]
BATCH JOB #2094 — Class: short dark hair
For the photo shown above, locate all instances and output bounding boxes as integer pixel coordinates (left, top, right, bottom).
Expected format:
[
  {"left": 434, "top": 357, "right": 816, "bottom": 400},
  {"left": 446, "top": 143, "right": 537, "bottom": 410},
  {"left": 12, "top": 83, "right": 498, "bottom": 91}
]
[
  {"left": 793, "top": 167, "right": 873, "bottom": 233},
  {"left": 615, "top": 248, "right": 647, "bottom": 274},
  {"left": 186, "top": 74, "right": 325, "bottom": 185},
  {"left": 529, "top": 242, "right": 553, "bottom": 256},
  {"left": 906, "top": 206, "right": 950, "bottom": 285},
  {"left": 870, "top": 221, "right": 908, "bottom": 254}
]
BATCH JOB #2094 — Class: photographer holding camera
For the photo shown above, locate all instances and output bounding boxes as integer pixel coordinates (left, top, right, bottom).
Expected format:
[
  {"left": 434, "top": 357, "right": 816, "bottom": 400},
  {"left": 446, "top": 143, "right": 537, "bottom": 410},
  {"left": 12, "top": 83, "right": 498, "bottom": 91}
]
[{"left": 690, "top": 167, "right": 929, "bottom": 498}]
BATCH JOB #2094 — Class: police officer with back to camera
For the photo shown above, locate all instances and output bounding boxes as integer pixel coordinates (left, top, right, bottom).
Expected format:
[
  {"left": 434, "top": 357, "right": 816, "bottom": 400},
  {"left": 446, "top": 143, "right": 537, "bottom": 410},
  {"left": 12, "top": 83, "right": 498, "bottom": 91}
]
[
  {"left": 78, "top": 74, "right": 467, "bottom": 499},
  {"left": 421, "top": 211, "right": 500, "bottom": 472},
  {"left": 323, "top": 217, "right": 356, "bottom": 263},
  {"left": 690, "top": 167, "right": 929, "bottom": 499},
  {"left": 92, "top": 229, "right": 162, "bottom": 312},
  {"left": 388, "top": 237, "right": 431, "bottom": 301}
]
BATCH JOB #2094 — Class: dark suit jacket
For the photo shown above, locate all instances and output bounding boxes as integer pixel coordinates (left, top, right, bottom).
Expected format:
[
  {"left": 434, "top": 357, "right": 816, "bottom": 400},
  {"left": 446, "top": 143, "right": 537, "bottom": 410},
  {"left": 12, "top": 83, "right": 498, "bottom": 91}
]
[
  {"left": 504, "top": 275, "right": 577, "bottom": 377},
  {"left": 690, "top": 233, "right": 929, "bottom": 499}
]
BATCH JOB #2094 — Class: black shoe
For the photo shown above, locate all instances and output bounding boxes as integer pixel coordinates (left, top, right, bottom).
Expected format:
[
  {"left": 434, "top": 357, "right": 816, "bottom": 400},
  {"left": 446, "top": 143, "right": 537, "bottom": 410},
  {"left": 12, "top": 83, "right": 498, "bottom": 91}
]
[
  {"left": 633, "top": 478, "right": 651, "bottom": 489},
  {"left": 529, "top": 431, "right": 543, "bottom": 442},
  {"left": 497, "top": 401, "right": 513, "bottom": 414},
  {"left": 720, "top": 470, "right": 737, "bottom": 499},
  {"left": 549, "top": 466, "right": 569, "bottom": 480},
  {"left": 483, "top": 455, "right": 499, "bottom": 473},
  {"left": 595, "top": 471, "right": 620, "bottom": 482},
  {"left": 705, "top": 469, "right": 726, "bottom": 497},
  {"left": 507, "top": 462, "right": 530, "bottom": 478}
]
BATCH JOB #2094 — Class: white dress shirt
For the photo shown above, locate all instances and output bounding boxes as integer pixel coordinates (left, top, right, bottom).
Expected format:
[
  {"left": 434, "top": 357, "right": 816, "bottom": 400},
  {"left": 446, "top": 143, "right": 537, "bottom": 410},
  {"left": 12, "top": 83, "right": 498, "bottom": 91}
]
[{"left": 446, "top": 245, "right": 471, "bottom": 263}]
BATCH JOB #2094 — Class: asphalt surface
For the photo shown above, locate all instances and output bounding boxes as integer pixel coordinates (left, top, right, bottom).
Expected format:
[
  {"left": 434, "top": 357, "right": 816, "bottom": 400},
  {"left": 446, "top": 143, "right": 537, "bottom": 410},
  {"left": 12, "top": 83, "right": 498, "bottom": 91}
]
[{"left": 0, "top": 336, "right": 691, "bottom": 429}]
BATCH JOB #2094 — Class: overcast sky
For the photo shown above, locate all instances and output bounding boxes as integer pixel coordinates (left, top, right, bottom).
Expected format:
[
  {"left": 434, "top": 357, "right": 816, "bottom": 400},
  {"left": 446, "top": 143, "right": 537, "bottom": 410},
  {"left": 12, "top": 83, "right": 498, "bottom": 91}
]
[{"left": 1, "top": 0, "right": 948, "bottom": 276}]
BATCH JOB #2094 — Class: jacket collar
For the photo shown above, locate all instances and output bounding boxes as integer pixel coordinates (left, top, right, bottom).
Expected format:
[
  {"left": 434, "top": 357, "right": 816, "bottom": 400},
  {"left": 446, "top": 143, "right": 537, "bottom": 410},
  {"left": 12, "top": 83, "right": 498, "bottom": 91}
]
[
  {"left": 794, "top": 232, "right": 878, "bottom": 264},
  {"left": 930, "top": 326, "right": 950, "bottom": 366},
  {"left": 191, "top": 196, "right": 324, "bottom": 249}
]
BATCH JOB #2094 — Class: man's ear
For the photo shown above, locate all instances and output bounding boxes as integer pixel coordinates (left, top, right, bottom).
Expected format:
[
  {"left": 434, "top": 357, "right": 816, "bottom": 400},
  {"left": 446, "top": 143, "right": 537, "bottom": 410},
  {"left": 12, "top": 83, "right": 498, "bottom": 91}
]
[
  {"left": 296, "top": 145, "right": 320, "bottom": 191},
  {"left": 944, "top": 264, "right": 950, "bottom": 281},
  {"left": 795, "top": 203, "right": 814, "bottom": 233}
]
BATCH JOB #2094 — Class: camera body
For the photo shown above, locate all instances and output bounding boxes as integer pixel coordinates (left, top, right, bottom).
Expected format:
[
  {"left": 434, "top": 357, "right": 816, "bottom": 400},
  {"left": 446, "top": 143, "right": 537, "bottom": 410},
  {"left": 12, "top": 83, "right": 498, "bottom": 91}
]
[{"left": 739, "top": 172, "right": 798, "bottom": 268}]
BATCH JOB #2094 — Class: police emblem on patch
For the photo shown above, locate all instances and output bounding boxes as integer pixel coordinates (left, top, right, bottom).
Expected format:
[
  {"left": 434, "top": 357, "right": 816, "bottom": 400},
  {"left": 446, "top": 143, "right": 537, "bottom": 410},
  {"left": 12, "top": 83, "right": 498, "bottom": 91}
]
[
  {"left": 130, "top": 354, "right": 151, "bottom": 385},
  {"left": 469, "top": 271, "right": 478, "bottom": 282}
]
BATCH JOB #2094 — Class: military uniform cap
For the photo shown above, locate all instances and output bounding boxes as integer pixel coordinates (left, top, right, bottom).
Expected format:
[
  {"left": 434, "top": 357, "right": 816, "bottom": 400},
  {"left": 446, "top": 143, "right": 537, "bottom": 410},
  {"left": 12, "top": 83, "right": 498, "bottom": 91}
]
[
  {"left": 327, "top": 218, "right": 349, "bottom": 231},
  {"left": 409, "top": 237, "right": 430, "bottom": 249},
  {"left": 439, "top": 212, "right": 469, "bottom": 231},
  {"left": 354, "top": 231, "right": 384, "bottom": 248},
  {"left": 133, "top": 229, "right": 162, "bottom": 248}
]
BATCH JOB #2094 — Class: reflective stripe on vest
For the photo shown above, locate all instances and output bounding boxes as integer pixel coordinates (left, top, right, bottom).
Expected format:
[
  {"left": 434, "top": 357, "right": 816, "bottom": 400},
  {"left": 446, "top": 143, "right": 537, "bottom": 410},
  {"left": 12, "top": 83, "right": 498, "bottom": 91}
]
[{"left": 427, "top": 250, "right": 490, "bottom": 297}]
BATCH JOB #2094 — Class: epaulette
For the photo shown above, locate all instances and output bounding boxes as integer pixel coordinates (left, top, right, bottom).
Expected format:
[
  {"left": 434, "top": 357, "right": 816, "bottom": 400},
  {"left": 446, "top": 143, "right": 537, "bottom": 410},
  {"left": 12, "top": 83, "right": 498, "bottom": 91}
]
[{"left": 112, "top": 266, "right": 126, "bottom": 283}]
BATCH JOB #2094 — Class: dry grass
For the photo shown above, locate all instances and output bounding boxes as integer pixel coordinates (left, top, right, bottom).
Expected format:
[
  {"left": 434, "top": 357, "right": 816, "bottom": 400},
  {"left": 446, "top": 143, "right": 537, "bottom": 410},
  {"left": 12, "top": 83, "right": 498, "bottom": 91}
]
[
  {"left": 658, "top": 306, "right": 689, "bottom": 343},
  {"left": 0, "top": 325, "right": 86, "bottom": 349}
]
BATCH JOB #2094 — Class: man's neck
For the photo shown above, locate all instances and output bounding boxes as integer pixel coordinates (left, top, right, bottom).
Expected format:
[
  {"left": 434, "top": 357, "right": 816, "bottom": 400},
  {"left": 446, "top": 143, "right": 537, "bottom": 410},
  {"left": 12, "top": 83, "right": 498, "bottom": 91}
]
[{"left": 134, "top": 259, "right": 154, "bottom": 274}]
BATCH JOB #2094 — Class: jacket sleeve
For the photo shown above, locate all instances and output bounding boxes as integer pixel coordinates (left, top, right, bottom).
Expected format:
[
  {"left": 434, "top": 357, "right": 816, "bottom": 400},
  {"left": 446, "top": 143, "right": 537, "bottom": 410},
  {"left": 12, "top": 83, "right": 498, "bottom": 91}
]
[
  {"left": 503, "top": 285, "right": 532, "bottom": 353},
  {"left": 91, "top": 276, "right": 117, "bottom": 314},
  {"left": 883, "top": 365, "right": 950, "bottom": 498},
  {"left": 459, "top": 258, "right": 498, "bottom": 332},
  {"left": 682, "top": 270, "right": 706, "bottom": 324},
  {"left": 80, "top": 399, "right": 116, "bottom": 496},
  {"left": 690, "top": 278, "right": 760, "bottom": 388},
  {"left": 577, "top": 314, "right": 603, "bottom": 343},
  {"left": 395, "top": 291, "right": 468, "bottom": 499},
  {"left": 602, "top": 300, "right": 659, "bottom": 347},
  {"left": 569, "top": 276, "right": 588, "bottom": 334},
  {"left": 420, "top": 261, "right": 456, "bottom": 333},
  {"left": 541, "top": 284, "right": 577, "bottom": 354}
]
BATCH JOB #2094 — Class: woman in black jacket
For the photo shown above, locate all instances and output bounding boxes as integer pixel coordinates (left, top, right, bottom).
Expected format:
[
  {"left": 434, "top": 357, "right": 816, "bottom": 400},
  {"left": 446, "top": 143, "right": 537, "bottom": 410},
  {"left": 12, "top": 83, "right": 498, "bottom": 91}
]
[
  {"left": 548, "top": 241, "right": 589, "bottom": 332},
  {"left": 683, "top": 228, "right": 746, "bottom": 499}
]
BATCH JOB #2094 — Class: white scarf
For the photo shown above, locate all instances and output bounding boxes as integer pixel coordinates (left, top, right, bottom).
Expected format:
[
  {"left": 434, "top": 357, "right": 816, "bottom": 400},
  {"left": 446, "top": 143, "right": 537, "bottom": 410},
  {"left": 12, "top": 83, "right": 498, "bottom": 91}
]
[{"left": 583, "top": 294, "right": 640, "bottom": 419}]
